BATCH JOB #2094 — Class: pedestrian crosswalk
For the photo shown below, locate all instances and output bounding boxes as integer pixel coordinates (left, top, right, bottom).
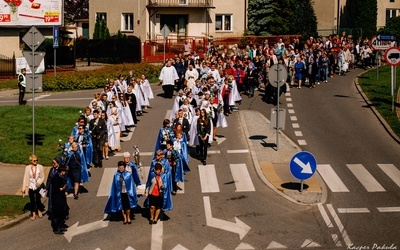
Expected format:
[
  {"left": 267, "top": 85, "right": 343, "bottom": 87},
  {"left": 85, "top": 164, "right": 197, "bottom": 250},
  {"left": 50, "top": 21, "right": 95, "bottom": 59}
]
[
  {"left": 97, "top": 162, "right": 256, "bottom": 197},
  {"left": 318, "top": 163, "right": 400, "bottom": 193}
]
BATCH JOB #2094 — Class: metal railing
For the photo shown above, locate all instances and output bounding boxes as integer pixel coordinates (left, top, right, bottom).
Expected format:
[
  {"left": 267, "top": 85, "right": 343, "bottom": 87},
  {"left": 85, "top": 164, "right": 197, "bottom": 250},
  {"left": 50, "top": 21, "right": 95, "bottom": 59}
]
[
  {"left": 147, "top": 0, "right": 213, "bottom": 7},
  {"left": 0, "top": 53, "right": 16, "bottom": 77}
]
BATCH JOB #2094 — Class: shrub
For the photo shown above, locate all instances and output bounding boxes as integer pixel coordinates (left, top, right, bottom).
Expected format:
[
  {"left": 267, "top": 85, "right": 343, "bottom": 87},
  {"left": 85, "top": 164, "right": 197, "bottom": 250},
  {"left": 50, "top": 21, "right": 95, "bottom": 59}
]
[{"left": 42, "top": 63, "right": 162, "bottom": 91}]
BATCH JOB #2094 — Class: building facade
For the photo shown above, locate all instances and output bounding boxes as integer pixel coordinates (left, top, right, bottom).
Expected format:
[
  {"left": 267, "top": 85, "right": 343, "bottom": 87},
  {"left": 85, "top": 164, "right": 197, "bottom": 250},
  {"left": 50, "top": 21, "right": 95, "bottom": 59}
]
[{"left": 88, "top": 0, "right": 247, "bottom": 40}]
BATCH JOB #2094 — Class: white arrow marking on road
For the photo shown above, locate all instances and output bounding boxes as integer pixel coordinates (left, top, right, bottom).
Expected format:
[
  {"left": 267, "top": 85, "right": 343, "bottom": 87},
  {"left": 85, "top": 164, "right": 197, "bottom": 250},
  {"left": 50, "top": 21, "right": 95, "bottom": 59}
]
[
  {"left": 216, "top": 137, "right": 226, "bottom": 145},
  {"left": 64, "top": 215, "right": 109, "bottom": 242},
  {"left": 235, "top": 242, "right": 255, "bottom": 249},
  {"left": 301, "top": 239, "right": 321, "bottom": 248},
  {"left": 266, "top": 241, "right": 287, "bottom": 249},
  {"left": 203, "top": 196, "right": 251, "bottom": 240},
  {"left": 203, "top": 244, "right": 222, "bottom": 250},
  {"left": 293, "top": 157, "right": 313, "bottom": 174},
  {"left": 171, "top": 244, "right": 189, "bottom": 250}
]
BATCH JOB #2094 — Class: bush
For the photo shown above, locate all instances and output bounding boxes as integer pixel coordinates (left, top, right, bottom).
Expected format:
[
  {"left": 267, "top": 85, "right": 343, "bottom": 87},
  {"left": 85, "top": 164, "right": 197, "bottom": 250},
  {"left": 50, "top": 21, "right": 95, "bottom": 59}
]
[{"left": 43, "top": 63, "right": 162, "bottom": 91}]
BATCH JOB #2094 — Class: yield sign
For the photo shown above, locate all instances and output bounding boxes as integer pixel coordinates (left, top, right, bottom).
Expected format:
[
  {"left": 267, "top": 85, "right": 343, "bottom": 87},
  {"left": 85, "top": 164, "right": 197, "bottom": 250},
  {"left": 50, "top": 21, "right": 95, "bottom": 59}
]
[
  {"left": 161, "top": 24, "right": 171, "bottom": 39},
  {"left": 22, "top": 51, "right": 45, "bottom": 69},
  {"left": 22, "top": 26, "right": 45, "bottom": 52}
]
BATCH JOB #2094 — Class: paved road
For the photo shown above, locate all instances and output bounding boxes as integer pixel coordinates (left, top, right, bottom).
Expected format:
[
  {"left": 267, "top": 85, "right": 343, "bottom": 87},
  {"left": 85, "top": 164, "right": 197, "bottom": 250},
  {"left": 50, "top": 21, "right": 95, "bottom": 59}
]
[{"left": 0, "top": 66, "right": 399, "bottom": 249}]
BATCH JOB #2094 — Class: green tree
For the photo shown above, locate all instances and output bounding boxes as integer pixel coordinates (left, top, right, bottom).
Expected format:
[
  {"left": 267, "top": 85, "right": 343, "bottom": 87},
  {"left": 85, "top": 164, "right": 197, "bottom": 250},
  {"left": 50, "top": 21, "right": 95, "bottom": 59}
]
[
  {"left": 340, "top": 0, "right": 377, "bottom": 38},
  {"left": 287, "top": 0, "right": 318, "bottom": 38},
  {"left": 93, "top": 16, "right": 110, "bottom": 39},
  {"left": 64, "top": 0, "right": 89, "bottom": 24},
  {"left": 248, "top": 0, "right": 290, "bottom": 35},
  {"left": 378, "top": 15, "right": 400, "bottom": 42}
]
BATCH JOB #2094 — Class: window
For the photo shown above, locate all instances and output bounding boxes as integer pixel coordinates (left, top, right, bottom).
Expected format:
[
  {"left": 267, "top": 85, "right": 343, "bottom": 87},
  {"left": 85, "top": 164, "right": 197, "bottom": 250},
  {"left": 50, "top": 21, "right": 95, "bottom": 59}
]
[
  {"left": 390, "top": 0, "right": 395, "bottom": 3},
  {"left": 122, "top": 13, "right": 134, "bottom": 31},
  {"left": 179, "top": 0, "right": 188, "bottom": 5},
  {"left": 96, "top": 12, "right": 107, "bottom": 25},
  {"left": 386, "top": 8, "right": 400, "bottom": 23},
  {"left": 215, "top": 14, "right": 232, "bottom": 31}
]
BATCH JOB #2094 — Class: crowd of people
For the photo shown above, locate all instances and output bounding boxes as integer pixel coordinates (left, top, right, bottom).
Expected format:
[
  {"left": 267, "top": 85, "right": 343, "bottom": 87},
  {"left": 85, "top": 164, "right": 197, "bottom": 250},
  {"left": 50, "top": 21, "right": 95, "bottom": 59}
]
[{"left": 21, "top": 33, "right": 396, "bottom": 233}]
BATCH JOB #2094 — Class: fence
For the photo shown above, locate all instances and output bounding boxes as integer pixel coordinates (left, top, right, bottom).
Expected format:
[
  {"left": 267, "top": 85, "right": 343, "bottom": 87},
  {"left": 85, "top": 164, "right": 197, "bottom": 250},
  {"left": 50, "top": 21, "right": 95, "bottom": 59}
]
[
  {"left": 143, "top": 35, "right": 301, "bottom": 63},
  {"left": 0, "top": 53, "right": 16, "bottom": 77}
]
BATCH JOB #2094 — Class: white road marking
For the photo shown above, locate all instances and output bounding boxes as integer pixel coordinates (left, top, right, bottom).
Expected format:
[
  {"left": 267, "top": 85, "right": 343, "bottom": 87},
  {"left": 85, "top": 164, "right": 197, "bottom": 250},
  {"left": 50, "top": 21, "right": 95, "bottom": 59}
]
[
  {"left": 337, "top": 208, "right": 370, "bottom": 213},
  {"left": 285, "top": 93, "right": 291, "bottom": 97},
  {"left": 199, "top": 164, "right": 220, "bottom": 193},
  {"left": 294, "top": 131, "right": 303, "bottom": 137},
  {"left": 326, "top": 204, "right": 352, "bottom": 246},
  {"left": 230, "top": 164, "right": 255, "bottom": 192},
  {"left": 318, "top": 203, "right": 333, "bottom": 228},
  {"left": 290, "top": 116, "right": 297, "bottom": 121},
  {"left": 297, "top": 140, "right": 307, "bottom": 145},
  {"left": 346, "top": 164, "right": 385, "bottom": 192},
  {"left": 227, "top": 149, "right": 249, "bottom": 154},
  {"left": 317, "top": 164, "right": 349, "bottom": 192},
  {"left": 171, "top": 244, "right": 189, "bottom": 250},
  {"left": 97, "top": 168, "right": 115, "bottom": 197},
  {"left": 266, "top": 241, "right": 287, "bottom": 249},
  {"left": 286, "top": 98, "right": 292, "bottom": 102},
  {"left": 288, "top": 109, "right": 295, "bottom": 114},
  {"left": 207, "top": 150, "right": 221, "bottom": 155},
  {"left": 203, "top": 196, "right": 251, "bottom": 240},
  {"left": 331, "top": 234, "right": 342, "bottom": 247},
  {"left": 235, "top": 242, "right": 255, "bottom": 249},
  {"left": 121, "top": 128, "right": 135, "bottom": 142},
  {"left": 64, "top": 214, "right": 109, "bottom": 243},
  {"left": 287, "top": 103, "right": 293, "bottom": 108},
  {"left": 151, "top": 220, "right": 163, "bottom": 250},
  {"left": 378, "top": 164, "right": 400, "bottom": 188},
  {"left": 377, "top": 207, "right": 400, "bottom": 212},
  {"left": 292, "top": 123, "right": 300, "bottom": 128},
  {"left": 301, "top": 239, "right": 321, "bottom": 248}
]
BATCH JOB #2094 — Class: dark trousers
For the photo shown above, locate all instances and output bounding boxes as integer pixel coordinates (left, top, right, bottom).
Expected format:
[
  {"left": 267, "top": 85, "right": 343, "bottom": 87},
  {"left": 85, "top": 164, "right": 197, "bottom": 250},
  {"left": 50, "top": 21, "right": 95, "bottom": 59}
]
[
  {"left": 223, "top": 93, "right": 230, "bottom": 114},
  {"left": 171, "top": 164, "right": 177, "bottom": 192},
  {"left": 198, "top": 136, "right": 209, "bottom": 160},
  {"left": 28, "top": 188, "right": 44, "bottom": 214},
  {"left": 18, "top": 83, "right": 25, "bottom": 104},
  {"left": 92, "top": 138, "right": 104, "bottom": 167},
  {"left": 163, "top": 85, "right": 174, "bottom": 99}
]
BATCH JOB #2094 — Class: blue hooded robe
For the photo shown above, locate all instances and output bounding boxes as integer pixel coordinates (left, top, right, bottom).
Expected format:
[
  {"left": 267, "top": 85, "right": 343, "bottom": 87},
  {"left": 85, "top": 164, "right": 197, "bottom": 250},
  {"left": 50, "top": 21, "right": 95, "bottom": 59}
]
[
  {"left": 104, "top": 170, "right": 138, "bottom": 213},
  {"left": 146, "top": 158, "right": 173, "bottom": 211}
]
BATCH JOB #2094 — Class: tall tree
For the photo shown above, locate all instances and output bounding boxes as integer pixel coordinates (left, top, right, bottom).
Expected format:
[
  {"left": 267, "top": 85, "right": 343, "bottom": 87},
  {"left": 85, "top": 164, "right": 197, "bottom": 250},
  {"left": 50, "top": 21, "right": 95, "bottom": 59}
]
[
  {"left": 340, "top": 0, "right": 377, "bottom": 38},
  {"left": 248, "top": 0, "right": 290, "bottom": 35},
  {"left": 287, "top": 0, "right": 318, "bottom": 38},
  {"left": 93, "top": 17, "right": 110, "bottom": 40},
  {"left": 64, "top": 0, "right": 89, "bottom": 24}
]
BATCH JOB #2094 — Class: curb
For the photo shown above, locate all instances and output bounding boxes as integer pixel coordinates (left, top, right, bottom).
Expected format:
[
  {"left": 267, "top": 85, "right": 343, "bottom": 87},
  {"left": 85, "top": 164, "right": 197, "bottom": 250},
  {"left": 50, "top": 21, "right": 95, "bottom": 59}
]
[
  {"left": 239, "top": 110, "right": 326, "bottom": 206},
  {"left": 0, "top": 212, "right": 30, "bottom": 231}
]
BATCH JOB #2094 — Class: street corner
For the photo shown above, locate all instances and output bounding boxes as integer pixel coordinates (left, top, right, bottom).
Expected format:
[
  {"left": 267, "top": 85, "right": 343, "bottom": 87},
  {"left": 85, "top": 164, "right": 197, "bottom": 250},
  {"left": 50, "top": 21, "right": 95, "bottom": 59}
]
[{"left": 259, "top": 162, "right": 323, "bottom": 205}]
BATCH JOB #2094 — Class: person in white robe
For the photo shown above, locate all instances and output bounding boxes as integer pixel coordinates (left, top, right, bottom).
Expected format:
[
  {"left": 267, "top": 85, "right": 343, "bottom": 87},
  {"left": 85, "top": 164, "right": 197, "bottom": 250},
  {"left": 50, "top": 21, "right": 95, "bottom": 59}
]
[{"left": 140, "top": 74, "right": 154, "bottom": 100}]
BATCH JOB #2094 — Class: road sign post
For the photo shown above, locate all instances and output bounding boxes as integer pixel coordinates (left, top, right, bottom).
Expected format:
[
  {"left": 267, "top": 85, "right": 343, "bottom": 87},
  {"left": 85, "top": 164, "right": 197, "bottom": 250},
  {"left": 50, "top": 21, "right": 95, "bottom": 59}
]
[
  {"left": 53, "top": 26, "right": 59, "bottom": 77},
  {"left": 289, "top": 151, "right": 317, "bottom": 192},
  {"left": 22, "top": 26, "right": 45, "bottom": 154},
  {"left": 161, "top": 24, "right": 171, "bottom": 64},
  {"left": 268, "top": 64, "right": 287, "bottom": 150},
  {"left": 384, "top": 47, "right": 400, "bottom": 112}
]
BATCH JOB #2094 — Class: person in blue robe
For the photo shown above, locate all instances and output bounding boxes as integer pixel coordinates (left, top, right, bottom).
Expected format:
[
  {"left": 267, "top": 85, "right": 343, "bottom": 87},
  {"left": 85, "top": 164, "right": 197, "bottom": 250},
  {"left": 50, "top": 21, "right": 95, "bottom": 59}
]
[
  {"left": 163, "top": 140, "right": 184, "bottom": 195},
  {"left": 154, "top": 119, "right": 175, "bottom": 155},
  {"left": 146, "top": 150, "right": 173, "bottom": 211},
  {"left": 173, "top": 132, "right": 190, "bottom": 173},
  {"left": 123, "top": 151, "right": 141, "bottom": 186},
  {"left": 104, "top": 161, "right": 138, "bottom": 224}
]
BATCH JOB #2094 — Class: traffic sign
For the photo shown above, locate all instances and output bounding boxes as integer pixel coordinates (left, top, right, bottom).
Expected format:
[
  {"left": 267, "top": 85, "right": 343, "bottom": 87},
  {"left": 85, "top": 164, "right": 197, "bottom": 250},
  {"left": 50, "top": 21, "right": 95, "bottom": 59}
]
[
  {"left": 53, "top": 26, "right": 59, "bottom": 49},
  {"left": 384, "top": 47, "right": 400, "bottom": 66},
  {"left": 377, "top": 34, "right": 396, "bottom": 41},
  {"left": 370, "top": 36, "right": 392, "bottom": 51},
  {"left": 22, "top": 51, "right": 45, "bottom": 69},
  {"left": 268, "top": 64, "right": 287, "bottom": 88},
  {"left": 289, "top": 151, "right": 317, "bottom": 181},
  {"left": 161, "top": 24, "right": 171, "bottom": 39},
  {"left": 22, "top": 26, "right": 45, "bottom": 52}
]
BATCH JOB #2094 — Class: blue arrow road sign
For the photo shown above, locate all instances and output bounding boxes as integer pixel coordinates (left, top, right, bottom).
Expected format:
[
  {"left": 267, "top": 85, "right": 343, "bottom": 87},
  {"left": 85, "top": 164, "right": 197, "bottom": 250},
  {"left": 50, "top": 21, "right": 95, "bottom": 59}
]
[
  {"left": 53, "top": 26, "right": 59, "bottom": 49},
  {"left": 289, "top": 151, "right": 317, "bottom": 181},
  {"left": 377, "top": 34, "right": 396, "bottom": 41}
]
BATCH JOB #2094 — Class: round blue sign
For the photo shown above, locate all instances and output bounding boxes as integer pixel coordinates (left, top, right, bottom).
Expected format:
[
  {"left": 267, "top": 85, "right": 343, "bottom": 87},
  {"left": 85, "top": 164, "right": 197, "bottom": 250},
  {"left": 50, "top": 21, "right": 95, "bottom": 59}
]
[{"left": 289, "top": 151, "right": 317, "bottom": 180}]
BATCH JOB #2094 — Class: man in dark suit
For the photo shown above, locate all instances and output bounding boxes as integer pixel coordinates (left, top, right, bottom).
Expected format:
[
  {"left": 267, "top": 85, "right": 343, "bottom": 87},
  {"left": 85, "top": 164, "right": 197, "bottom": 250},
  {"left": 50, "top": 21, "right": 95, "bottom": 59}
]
[
  {"left": 89, "top": 110, "right": 107, "bottom": 168},
  {"left": 173, "top": 109, "right": 190, "bottom": 137}
]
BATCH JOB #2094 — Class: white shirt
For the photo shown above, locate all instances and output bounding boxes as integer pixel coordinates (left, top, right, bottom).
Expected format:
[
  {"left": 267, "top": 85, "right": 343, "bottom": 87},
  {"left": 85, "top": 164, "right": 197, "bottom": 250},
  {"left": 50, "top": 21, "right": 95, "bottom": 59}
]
[{"left": 159, "top": 66, "right": 179, "bottom": 86}]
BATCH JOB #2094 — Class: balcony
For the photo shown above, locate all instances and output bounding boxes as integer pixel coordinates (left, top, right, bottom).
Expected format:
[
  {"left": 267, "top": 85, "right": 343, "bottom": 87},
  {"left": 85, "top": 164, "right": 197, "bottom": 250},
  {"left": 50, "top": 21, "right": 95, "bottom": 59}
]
[{"left": 147, "top": 0, "right": 214, "bottom": 8}]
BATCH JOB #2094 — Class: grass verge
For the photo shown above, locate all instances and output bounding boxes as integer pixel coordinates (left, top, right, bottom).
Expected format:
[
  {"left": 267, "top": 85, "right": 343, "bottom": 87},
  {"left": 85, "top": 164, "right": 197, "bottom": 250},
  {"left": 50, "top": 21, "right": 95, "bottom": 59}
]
[
  {"left": 0, "top": 195, "right": 30, "bottom": 218},
  {"left": 358, "top": 65, "right": 400, "bottom": 138},
  {"left": 0, "top": 106, "right": 82, "bottom": 165}
]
